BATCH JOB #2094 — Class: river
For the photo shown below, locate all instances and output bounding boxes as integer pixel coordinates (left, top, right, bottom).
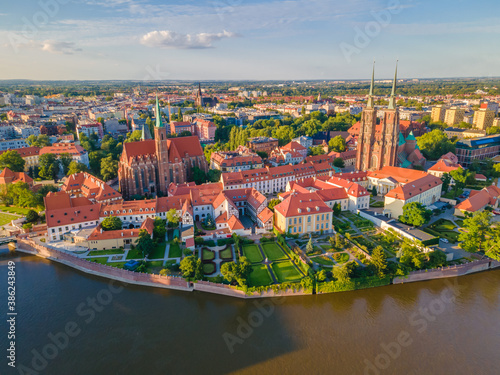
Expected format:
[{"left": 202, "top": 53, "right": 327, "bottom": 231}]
[{"left": 1, "top": 248, "right": 499, "bottom": 375}]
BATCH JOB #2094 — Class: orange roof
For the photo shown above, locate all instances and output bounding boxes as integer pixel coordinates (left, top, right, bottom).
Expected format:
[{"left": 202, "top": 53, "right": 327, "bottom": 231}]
[
  {"left": 0, "top": 147, "right": 40, "bottom": 158},
  {"left": 100, "top": 199, "right": 156, "bottom": 217},
  {"left": 46, "top": 201, "right": 100, "bottom": 228},
  {"left": 258, "top": 207, "right": 273, "bottom": 223},
  {"left": 122, "top": 139, "right": 156, "bottom": 164},
  {"left": 167, "top": 136, "right": 204, "bottom": 161},
  {"left": 367, "top": 166, "right": 428, "bottom": 184},
  {"left": 39, "top": 143, "right": 86, "bottom": 156},
  {"left": 281, "top": 141, "right": 307, "bottom": 152},
  {"left": 87, "top": 217, "right": 154, "bottom": 241},
  {"left": 274, "top": 191, "right": 332, "bottom": 218},
  {"left": 385, "top": 175, "right": 442, "bottom": 200},
  {"left": 428, "top": 159, "right": 462, "bottom": 174},
  {"left": 216, "top": 212, "right": 228, "bottom": 224},
  {"left": 227, "top": 215, "right": 244, "bottom": 230},
  {"left": 62, "top": 172, "right": 122, "bottom": 202},
  {"left": 327, "top": 177, "right": 369, "bottom": 197}
]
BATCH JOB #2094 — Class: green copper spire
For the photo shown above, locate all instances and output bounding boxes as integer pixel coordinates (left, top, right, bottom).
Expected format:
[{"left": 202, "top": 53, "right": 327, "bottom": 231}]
[
  {"left": 155, "top": 95, "right": 164, "bottom": 128},
  {"left": 367, "top": 61, "right": 375, "bottom": 109},
  {"left": 388, "top": 60, "right": 398, "bottom": 110}
]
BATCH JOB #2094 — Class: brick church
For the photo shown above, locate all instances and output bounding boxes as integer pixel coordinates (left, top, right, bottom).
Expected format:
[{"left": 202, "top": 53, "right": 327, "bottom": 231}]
[
  {"left": 118, "top": 97, "right": 208, "bottom": 198},
  {"left": 356, "top": 64, "right": 425, "bottom": 171}
]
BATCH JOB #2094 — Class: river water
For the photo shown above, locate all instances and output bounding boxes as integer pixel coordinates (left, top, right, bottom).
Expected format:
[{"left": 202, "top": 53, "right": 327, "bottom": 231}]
[{"left": 1, "top": 248, "right": 499, "bottom": 375}]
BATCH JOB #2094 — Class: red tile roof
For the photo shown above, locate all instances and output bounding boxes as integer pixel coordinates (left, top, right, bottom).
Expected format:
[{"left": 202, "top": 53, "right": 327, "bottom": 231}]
[
  {"left": 385, "top": 174, "right": 442, "bottom": 200},
  {"left": 87, "top": 217, "right": 154, "bottom": 241},
  {"left": 274, "top": 191, "right": 332, "bottom": 218}
]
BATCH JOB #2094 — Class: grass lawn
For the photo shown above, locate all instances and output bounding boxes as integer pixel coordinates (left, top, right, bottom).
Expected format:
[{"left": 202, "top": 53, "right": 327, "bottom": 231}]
[
  {"left": 149, "top": 243, "right": 167, "bottom": 259},
  {"left": 333, "top": 252, "right": 350, "bottom": 264},
  {"left": 370, "top": 201, "right": 385, "bottom": 208},
  {"left": 248, "top": 264, "right": 273, "bottom": 287},
  {"left": 261, "top": 242, "right": 287, "bottom": 261},
  {"left": 431, "top": 219, "right": 456, "bottom": 231},
  {"left": 88, "top": 249, "right": 125, "bottom": 256},
  {"left": 168, "top": 242, "right": 182, "bottom": 258},
  {"left": 89, "top": 258, "right": 127, "bottom": 269},
  {"left": 203, "top": 263, "right": 215, "bottom": 274},
  {"left": 242, "top": 244, "right": 264, "bottom": 263},
  {"left": 311, "top": 256, "right": 335, "bottom": 266},
  {"left": 271, "top": 261, "right": 302, "bottom": 283},
  {"left": 320, "top": 244, "right": 332, "bottom": 250},
  {"left": 146, "top": 261, "right": 164, "bottom": 273},
  {"left": 455, "top": 219, "right": 464, "bottom": 227},
  {"left": 0, "top": 205, "right": 34, "bottom": 216},
  {"left": 441, "top": 231, "right": 460, "bottom": 243},
  {"left": 0, "top": 213, "right": 18, "bottom": 226},
  {"left": 220, "top": 247, "right": 233, "bottom": 259},
  {"left": 203, "top": 248, "right": 215, "bottom": 261},
  {"left": 126, "top": 248, "right": 144, "bottom": 260}
]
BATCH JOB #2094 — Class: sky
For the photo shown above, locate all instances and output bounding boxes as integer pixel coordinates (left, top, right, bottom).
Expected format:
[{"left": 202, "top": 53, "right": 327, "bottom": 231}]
[{"left": 0, "top": 0, "right": 499, "bottom": 81}]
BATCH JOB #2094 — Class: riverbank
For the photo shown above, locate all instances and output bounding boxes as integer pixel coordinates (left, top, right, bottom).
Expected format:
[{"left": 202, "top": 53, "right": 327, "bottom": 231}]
[{"left": 13, "top": 238, "right": 500, "bottom": 299}]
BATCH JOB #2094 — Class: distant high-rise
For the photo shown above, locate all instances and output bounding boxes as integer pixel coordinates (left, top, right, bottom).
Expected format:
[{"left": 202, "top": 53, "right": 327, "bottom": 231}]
[
  {"left": 444, "top": 107, "right": 465, "bottom": 126},
  {"left": 473, "top": 108, "right": 495, "bottom": 130},
  {"left": 431, "top": 105, "right": 447, "bottom": 123}
]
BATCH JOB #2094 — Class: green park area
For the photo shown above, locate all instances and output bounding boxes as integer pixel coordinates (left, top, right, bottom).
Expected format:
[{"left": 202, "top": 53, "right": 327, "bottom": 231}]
[
  {"left": 220, "top": 247, "right": 233, "bottom": 259},
  {"left": 203, "top": 263, "right": 216, "bottom": 274},
  {"left": 242, "top": 244, "right": 264, "bottom": 263},
  {"left": 168, "top": 242, "right": 182, "bottom": 258},
  {"left": 333, "top": 252, "right": 350, "bottom": 264},
  {"left": 424, "top": 219, "right": 460, "bottom": 243},
  {"left": 271, "top": 261, "right": 302, "bottom": 283},
  {"left": 0, "top": 212, "right": 18, "bottom": 226},
  {"left": 149, "top": 243, "right": 167, "bottom": 259},
  {"left": 261, "top": 243, "right": 287, "bottom": 261},
  {"left": 88, "top": 249, "right": 125, "bottom": 256},
  {"left": 248, "top": 264, "right": 273, "bottom": 287},
  {"left": 311, "top": 256, "right": 335, "bottom": 266},
  {"left": 0, "top": 205, "right": 33, "bottom": 216},
  {"left": 203, "top": 248, "right": 215, "bottom": 261}
]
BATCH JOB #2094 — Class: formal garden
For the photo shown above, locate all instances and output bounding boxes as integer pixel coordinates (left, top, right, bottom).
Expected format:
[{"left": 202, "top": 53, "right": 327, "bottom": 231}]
[{"left": 423, "top": 218, "right": 460, "bottom": 243}]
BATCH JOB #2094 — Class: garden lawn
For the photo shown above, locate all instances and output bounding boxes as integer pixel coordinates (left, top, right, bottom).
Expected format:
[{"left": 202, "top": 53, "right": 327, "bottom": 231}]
[
  {"left": 0, "top": 205, "right": 34, "bottom": 215},
  {"left": 0, "top": 213, "right": 18, "bottom": 226},
  {"left": 261, "top": 242, "right": 287, "bottom": 261},
  {"left": 203, "top": 248, "right": 215, "bottom": 261},
  {"left": 333, "top": 252, "right": 350, "bottom": 264},
  {"left": 89, "top": 258, "right": 127, "bottom": 269},
  {"left": 146, "top": 261, "right": 164, "bottom": 273},
  {"left": 126, "top": 248, "right": 144, "bottom": 260},
  {"left": 168, "top": 242, "right": 182, "bottom": 258},
  {"left": 271, "top": 261, "right": 302, "bottom": 283},
  {"left": 88, "top": 249, "right": 125, "bottom": 256},
  {"left": 248, "top": 264, "right": 273, "bottom": 287},
  {"left": 149, "top": 243, "right": 167, "bottom": 259},
  {"left": 370, "top": 201, "right": 384, "bottom": 208},
  {"left": 203, "top": 263, "right": 215, "bottom": 274},
  {"left": 220, "top": 247, "right": 233, "bottom": 259},
  {"left": 311, "top": 256, "right": 335, "bottom": 266},
  {"left": 320, "top": 244, "right": 332, "bottom": 251},
  {"left": 242, "top": 244, "right": 263, "bottom": 263}
]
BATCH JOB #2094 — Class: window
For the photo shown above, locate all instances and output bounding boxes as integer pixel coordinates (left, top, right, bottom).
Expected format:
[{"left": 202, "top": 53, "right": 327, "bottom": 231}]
[{"left": 308, "top": 216, "right": 311, "bottom": 223}]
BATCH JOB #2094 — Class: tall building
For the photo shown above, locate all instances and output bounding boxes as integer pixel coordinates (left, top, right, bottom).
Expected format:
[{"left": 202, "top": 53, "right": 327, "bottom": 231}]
[
  {"left": 430, "top": 105, "right": 447, "bottom": 123},
  {"left": 473, "top": 108, "right": 495, "bottom": 130},
  {"left": 444, "top": 107, "right": 465, "bottom": 126},
  {"left": 118, "top": 97, "right": 208, "bottom": 198},
  {"left": 194, "top": 83, "right": 218, "bottom": 108},
  {"left": 356, "top": 63, "right": 399, "bottom": 171}
]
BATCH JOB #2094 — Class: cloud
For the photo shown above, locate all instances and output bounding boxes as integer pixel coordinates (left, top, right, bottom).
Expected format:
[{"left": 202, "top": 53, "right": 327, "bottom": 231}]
[
  {"left": 140, "top": 30, "right": 238, "bottom": 49},
  {"left": 41, "top": 40, "right": 82, "bottom": 54}
]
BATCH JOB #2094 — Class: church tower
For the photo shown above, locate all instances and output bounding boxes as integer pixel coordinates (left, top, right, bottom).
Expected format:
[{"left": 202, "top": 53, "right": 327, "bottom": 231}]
[
  {"left": 379, "top": 62, "right": 400, "bottom": 168},
  {"left": 154, "top": 95, "right": 170, "bottom": 194},
  {"left": 356, "top": 62, "right": 378, "bottom": 171}
]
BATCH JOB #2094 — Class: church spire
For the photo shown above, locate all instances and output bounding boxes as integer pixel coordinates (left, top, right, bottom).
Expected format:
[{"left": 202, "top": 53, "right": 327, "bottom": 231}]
[
  {"left": 155, "top": 95, "right": 164, "bottom": 128},
  {"left": 388, "top": 60, "right": 398, "bottom": 110},
  {"left": 366, "top": 61, "right": 375, "bottom": 109}
]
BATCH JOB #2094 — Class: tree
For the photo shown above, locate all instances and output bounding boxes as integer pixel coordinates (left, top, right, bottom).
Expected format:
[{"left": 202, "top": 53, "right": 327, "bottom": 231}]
[
  {"left": 136, "top": 229, "right": 154, "bottom": 258},
  {"left": 220, "top": 257, "right": 251, "bottom": 286},
  {"left": 125, "top": 130, "right": 142, "bottom": 143},
  {"left": 309, "top": 145, "right": 325, "bottom": 156},
  {"left": 180, "top": 255, "right": 202, "bottom": 278},
  {"left": 153, "top": 218, "right": 167, "bottom": 242},
  {"left": 306, "top": 237, "right": 314, "bottom": 253},
  {"left": 166, "top": 208, "right": 180, "bottom": 228},
  {"left": 332, "top": 202, "right": 342, "bottom": 216},
  {"left": 458, "top": 211, "right": 491, "bottom": 253},
  {"left": 100, "top": 155, "right": 118, "bottom": 181},
  {"left": 333, "top": 157, "right": 345, "bottom": 168},
  {"left": 329, "top": 136, "right": 346, "bottom": 152},
  {"left": 450, "top": 167, "right": 469, "bottom": 193},
  {"left": 67, "top": 161, "right": 88, "bottom": 175},
  {"left": 256, "top": 151, "right": 268, "bottom": 159},
  {"left": 59, "top": 153, "right": 73, "bottom": 175},
  {"left": 316, "top": 269, "right": 327, "bottom": 282},
  {"left": 417, "top": 129, "right": 455, "bottom": 160},
  {"left": 399, "top": 202, "right": 432, "bottom": 227},
  {"left": 371, "top": 187, "right": 377, "bottom": 197},
  {"left": 441, "top": 172, "right": 451, "bottom": 193},
  {"left": 398, "top": 240, "right": 424, "bottom": 270},
  {"left": 207, "top": 169, "right": 221, "bottom": 183},
  {"left": 332, "top": 264, "right": 351, "bottom": 284},
  {"left": 427, "top": 250, "right": 447, "bottom": 268},
  {"left": 101, "top": 216, "right": 122, "bottom": 231},
  {"left": 268, "top": 199, "right": 281, "bottom": 211},
  {"left": 0, "top": 150, "right": 25, "bottom": 172},
  {"left": 25, "top": 209, "right": 39, "bottom": 223},
  {"left": 192, "top": 166, "right": 206, "bottom": 185},
  {"left": 38, "top": 153, "right": 60, "bottom": 180},
  {"left": 26, "top": 134, "right": 51, "bottom": 147},
  {"left": 370, "top": 246, "right": 387, "bottom": 278}
]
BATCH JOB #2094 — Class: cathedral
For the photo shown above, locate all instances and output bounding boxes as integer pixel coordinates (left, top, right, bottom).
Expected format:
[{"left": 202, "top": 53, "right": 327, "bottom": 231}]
[
  {"left": 118, "top": 97, "right": 208, "bottom": 198},
  {"left": 355, "top": 64, "right": 425, "bottom": 172}
]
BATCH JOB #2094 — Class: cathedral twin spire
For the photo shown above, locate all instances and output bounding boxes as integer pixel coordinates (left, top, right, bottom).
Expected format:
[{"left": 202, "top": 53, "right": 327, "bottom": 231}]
[{"left": 366, "top": 61, "right": 398, "bottom": 110}]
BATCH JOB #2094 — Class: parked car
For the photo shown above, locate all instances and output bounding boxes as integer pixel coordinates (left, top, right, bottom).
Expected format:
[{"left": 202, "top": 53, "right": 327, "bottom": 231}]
[
  {"left": 493, "top": 210, "right": 500, "bottom": 216},
  {"left": 439, "top": 238, "right": 449, "bottom": 243}
]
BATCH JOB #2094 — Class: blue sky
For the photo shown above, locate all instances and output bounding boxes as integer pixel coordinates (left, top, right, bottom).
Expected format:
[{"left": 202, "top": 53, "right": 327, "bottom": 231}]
[{"left": 0, "top": 0, "right": 499, "bottom": 80}]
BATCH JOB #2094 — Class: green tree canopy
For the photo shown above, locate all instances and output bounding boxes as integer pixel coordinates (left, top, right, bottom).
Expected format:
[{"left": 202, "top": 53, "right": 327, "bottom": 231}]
[
  {"left": 67, "top": 161, "right": 89, "bottom": 175},
  {"left": 417, "top": 129, "right": 455, "bottom": 160},
  {"left": 0, "top": 150, "right": 25, "bottom": 172},
  {"left": 329, "top": 136, "right": 346, "bottom": 152},
  {"left": 399, "top": 202, "right": 432, "bottom": 227},
  {"left": 458, "top": 211, "right": 491, "bottom": 253},
  {"left": 136, "top": 229, "right": 154, "bottom": 258},
  {"left": 38, "top": 153, "right": 60, "bottom": 180},
  {"left": 100, "top": 155, "right": 118, "bottom": 181},
  {"left": 166, "top": 208, "right": 180, "bottom": 227},
  {"left": 101, "top": 216, "right": 122, "bottom": 231}
]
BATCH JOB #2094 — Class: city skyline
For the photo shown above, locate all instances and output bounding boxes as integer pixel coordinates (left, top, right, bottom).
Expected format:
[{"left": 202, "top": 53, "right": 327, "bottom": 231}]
[{"left": 1, "top": 0, "right": 499, "bottom": 80}]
